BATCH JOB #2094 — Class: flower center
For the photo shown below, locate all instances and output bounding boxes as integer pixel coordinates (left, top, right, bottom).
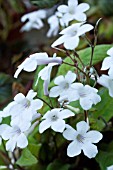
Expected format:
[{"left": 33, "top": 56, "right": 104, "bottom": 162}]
[
  {"left": 76, "top": 134, "right": 85, "bottom": 143},
  {"left": 24, "top": 100, "right": 30, "bottom": 108},
  {"left": 51, "top": 115, "right": 58, "bottom": 121},
  {"left": 69, "top": 6, "right": 76, "bottom": 14}
]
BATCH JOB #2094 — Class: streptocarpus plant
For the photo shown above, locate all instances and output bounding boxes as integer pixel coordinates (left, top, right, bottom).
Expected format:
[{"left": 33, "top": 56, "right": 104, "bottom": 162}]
[{"left": 1, "top": 0, "right": 113, "bottom": 169}]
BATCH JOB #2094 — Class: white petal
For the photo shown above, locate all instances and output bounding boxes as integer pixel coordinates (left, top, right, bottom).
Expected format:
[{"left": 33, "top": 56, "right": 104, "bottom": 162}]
[
  {"left": 39, "top": 120, "right": 51, "bottom": 133},
  {"left": 86, "top": 130, "right": 103, "bottom": 143},
  {"left": 63, "top": 124, "right": 77, "bottom": 140},
  {"left": 23, "top": 57, "right": 38, "bottom": 72},
  {"left": 68, "top": 0, "right": 78, "bottom": 6},
  {"left": 77, "top": 3, "right": 90, "bottom": 12},
  {"left": 65, "top": 71, "right": 76, "bottom": 83},
  {"left": 51, "top": 35, "right": 68, "bottom": 47},
  {"left": 31, "top": 99, "right": 43, "bottom": 110},
  {"left": 64, "top": 36, "right": 79, "bottom": 50},
  {"left": 0, "top": 124, "right": 9, "bottom": 136},
  {"left": 59, "top": 109, "right": 74, "bottom": 119},
  {"left": 2, "top": 126, "right": 14, "bottom": 140},
  {"left": 107, "top": 165, "right": 113, "bottom": 170},
  {"left": 80, "top": 97, "right": 93, "bottom": 110},
  {"left": 67, "top": 140, "right": 81, "bottom": 157},
  {"left": 77, "top": 24, "right": 93, "bottom": 36},
  {"left": 26, "top": 90, "right": 37, "bottom": 100},
  {"left": 17, "top": 133, "right": 28, "bottom": 148},
  {"left": 58, "top": 5, "right": 68, "bottom": 13},
  {"left": 101, "top": 57, "right": 113, "bottom": 70},
  {"left": 82, "top": 142, "right": 98, "bottom": 158},
  {"left": 97, "top": 75, "right": 110, "bottom": 88},
  {"left": 6, "top": 138, "right": 17, "bottom": 152},
  {"left": 54, "top": 75, "right": 65, "bottom": 85},
  {"left": 107, "top": 47, "right": 113, "bottom": 56},
  {"left": 76, "top": 121, "right": 90, "bottom": 134},
  {"left": 14, "top": 93, "right": 25, "bottom": 103},
  {"left": 49, "top": 86, "right": 62, "bottom": 97},
  {"left": 51, "top": 119, "right": 65, "bottom": 132},
  {"left": 74, "top": 12, "right": 86, "bottom": 22}
]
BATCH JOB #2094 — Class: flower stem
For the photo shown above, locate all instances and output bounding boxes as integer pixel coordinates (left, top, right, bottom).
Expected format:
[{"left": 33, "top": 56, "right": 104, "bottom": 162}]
[{"left": 37, "top": 97, "right": 53, "bottom": 109}]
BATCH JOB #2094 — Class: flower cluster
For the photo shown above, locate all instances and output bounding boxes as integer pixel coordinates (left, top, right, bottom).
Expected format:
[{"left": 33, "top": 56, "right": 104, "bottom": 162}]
[{"left": 3, "top": 0, "right": 113, "bottom": 164}]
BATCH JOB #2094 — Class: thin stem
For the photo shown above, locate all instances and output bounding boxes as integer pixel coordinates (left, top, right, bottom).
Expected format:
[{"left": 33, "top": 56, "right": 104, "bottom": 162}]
[
  {"left": 63, "top": 61, "right": 75, "bottom": 67},
  {"left": 84, "top": 110, "right": 88, "bottom": 122},
  {"left": 89, "top": 45, "right": 95, "bottom": 67},
  {"left": 74, "top": 50, "right": 85, "bottom": 67},
  {"left": 37, "top": 97, "right": 53, "bottom": 109},
  {"left": 48, "top": 96, "right": 54, "bottom": 108},
  {"left": 66, "top": 51, "right": 75, "bottom": 63}
]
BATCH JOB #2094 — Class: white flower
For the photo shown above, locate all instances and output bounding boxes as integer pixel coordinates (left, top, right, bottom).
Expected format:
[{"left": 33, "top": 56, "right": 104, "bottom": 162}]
[
  {"left": 20, "top": 10, "right": 47, "bottom": 32},
  {"left": 97, "top": 74, "right": 113, "bottom": 97},
  {"left": 9, "top": 89, "right": 43, "bottom": 126},
  {"left": 63, "top": 121, "right": 103, "bottom": 158},
  {"left": 39, "top": 108, "right": 74, "bottom": 133},
  {"left": 49, "top": 71, "right": 77, "bottom": 100},
  {"left": 51, "top": 23, "right": 93, "bottom": 50},
  {"left": 71, "top": 83, "right": 101, "bottom": 110},
  {"left": 0, "top": 124, "right": 9, "bottom": 145},
  {"left": 47, "top": 15, "right": 59, "bottom": 37},
  {"left": 101, "top": 47, "right": 113, "bottom": 78},
  {"left": 36, "top": 53, "right": 62, "bottom": 96},
  {"left": 14, "top": 52, "right": 62, "bottom": 78},
  {"left": 2, "top": 123, "right": 30, "bottom": 152},
  {"left": 57, "top": 0, "right": 90, "bottom": 26},
  {"left": 107, "top": 165, "right": 113, "bottom": 170}
]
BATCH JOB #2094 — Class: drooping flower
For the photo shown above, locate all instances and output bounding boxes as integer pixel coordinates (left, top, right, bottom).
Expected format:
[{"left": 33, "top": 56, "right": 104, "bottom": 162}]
[
  {"left": 20, "top": 10, "right": 47, "bottom": 32},
  {"left": 36, "top": 53, "right": 61, "bottom": 96},
  {"left": 63, "top": 121, "right": 103, "bottom": 158},
  {"left": 51, "top": 23, "right": 93, "bottom": 50},
  {"left": 47, "top": 15, "right": 59, "bottom": 37},
  {"left": 70, "top": 83, "right": 101, "bottom": 110},
  {"left": 2, "top": 123, "right": 30, "bottom": 152},
  {"left": 39, "top": 108, "right": 74, "bottom": 133},
  {"left": 97, "top": 74, "right": 113, "bottom": 97},
  {"left": 49, "top": 71, "right": 77, "bottom": 99},
  {"left": 101, "top": 47, "right": 113, "bottom": 78},
  {"left": 8, "top": 89, "right": 43, "bottom": 126},
  {"left": 57, "top": 0, "right": 90, "bottom": 26},
  {"left": 14, "top": 52, "right": 62, "bottom": 78}
]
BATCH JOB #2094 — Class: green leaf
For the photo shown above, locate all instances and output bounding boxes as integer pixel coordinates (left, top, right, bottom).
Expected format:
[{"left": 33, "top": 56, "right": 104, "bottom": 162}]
[
  {"left": 28, "top": 143, "right": 42, "bottom": 158},
  {"left": 96, "top": 141, "right": 113, "bottom": 170},
  {"left": 16, "top": 148, "right": 38, "bottom": 166},
  {"left": 47, "top": 160, "right": 70, "bottom": 170},
  {"left": 58, "top": 44, "right": 112, "bottom": 75}
]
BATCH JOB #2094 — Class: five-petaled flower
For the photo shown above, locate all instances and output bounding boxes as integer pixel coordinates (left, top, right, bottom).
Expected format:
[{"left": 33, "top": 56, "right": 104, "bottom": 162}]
[
  {"left": 57, "top": 0, "right": 90, "bottom": 26},
  {"left": 63, "top": 121, "right": 103, "bottom": 158},
  {"left": 51, "top": 23, "right": 93, "bottom": 50},
  {"left": 39, "top": 108, "right": 74, "bottom": 133}
]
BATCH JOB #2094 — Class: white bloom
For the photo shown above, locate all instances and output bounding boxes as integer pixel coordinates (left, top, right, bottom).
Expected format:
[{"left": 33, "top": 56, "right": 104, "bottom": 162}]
[
  {"left": 57, "top": 0, "right": 90, "bottom": 26},
  {"left": 107, "top": 165, "right": 113, "bottom": 170},
  {"left": 36, "top": 53, "right": 62, "bottom": 96},
  {"left": 0, "top": 124, "right": 9, "bottom": 145},
  {"left": 97, "top": 74, "right": 113, "bottom": 97},
  {"left": 2, "top": 123, "right": 30, "bottom": 152},
  {"left": 9, "top": 89, "right": 43, "bottom": 126},
  {"left": 51, "top": 23, "right": 93, "bottom": 50},
  {"left": 20, "top": 10, "right": 47, "bottom": 32},
  {"left": 101, "top": 47, "right": 113, "bottom": 78},
  {"left": 63, "top": 121, "right": 103, "bottom": 158},
  {"left": 39, "top": 108, "right": 74, "bottom": 133},
  {"left": 47, "top": 15, "right": 59, "bottom": 37},
  {"left": 49, "top": 71, "right": 77, "bottom": 100},
  {"left": 14, "top": 52, "right": 62, "bottom": 78},
  {"left": 71, "top": 83, "right": 101, "bottom": 110}
]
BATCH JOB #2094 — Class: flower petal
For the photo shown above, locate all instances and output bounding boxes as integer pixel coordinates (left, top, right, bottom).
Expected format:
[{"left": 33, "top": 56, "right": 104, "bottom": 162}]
[
  {"left": 14, "top": 93, "right": 25, "bottom": 103},
  {"left": 26, "top": 90, "right": 37, "bottom": 100},
  {"left": 64, "top": 36, "right": 79, "bottom": 50},
  {"left": 39, "top": 120, "right": 51, "bottom": 133},
  {"left": 82, "top": 142, "right": 98, "bottom": 158},
  {"left": 101, "top": 57, "right": 112, "bottom": 70},
  {"left": 51, "top": 119, "right": 65, "bottom": 132},
  {"left": 6, "top": 138, "right": 17, "bottom": 152},
  {"left": 54, "top": 75, "right": 65, "bottom": 85},
  {"left": 77, "top": 24, "right": 93, "bottom": 36},
  {"left": 76, "top": 121, "right": 89, "bottom": 134},
  {"left": 31, "top": 99, "right": 43, "bottom": 110},
  {"left": 86, "top": 130, "right": 103, "bottom": 143},
  {"left": 76, "top": 3, "right": 90, "bottom": 12},
  {"left": 107, "top": 47, "right": 113, "bottom": 56},
  {"left": 17, "top": 133, "right": 28, "bottom": 148},
  {"left": 65, "top": 71, "right": 76, "bottom": 83},
  {"left": 58, "top": 5, "right": 68, "bottom": 13},
  {"left": 67, "top": 140, "right": 81, "bottom": 157},
  {"left": 51, "top": 35, "right": 69, "bottom": 47},
  {"left": 80, "top": 97, "right": 93, "bottom": 110},
  {"left": 59, "top": 109, "right": 74, "bottom": 119},
  {"left": 63, "top": 124, "right": 77, "bottom": 140},
  {"left": 49, "top": 86, "right": 62, "bottom": 97}
]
